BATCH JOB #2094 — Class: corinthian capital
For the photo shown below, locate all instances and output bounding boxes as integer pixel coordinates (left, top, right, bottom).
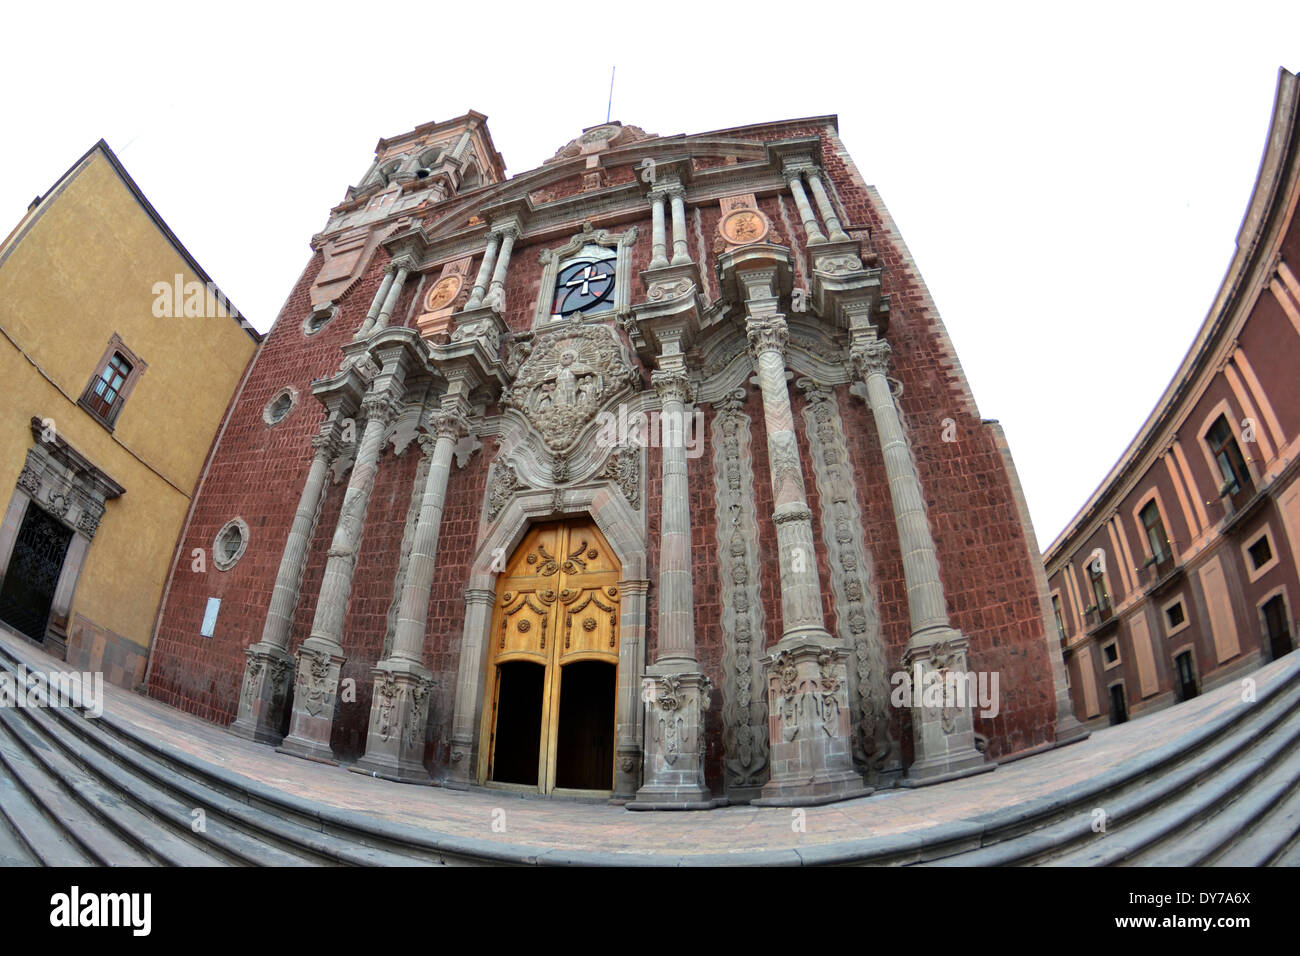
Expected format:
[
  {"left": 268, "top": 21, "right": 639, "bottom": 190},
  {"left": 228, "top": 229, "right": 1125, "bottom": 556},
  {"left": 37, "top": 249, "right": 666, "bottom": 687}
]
[
  {"left": 310, "top": 429, "right": 343, "bottom": 461},
  {"left": 745, "top": 315, "right": 789, "bottom": 362},
  {"left": 428, "top": 407, "right": 470, "bottom": 441},
  {"left": 388, "top": 255, "right": 417, "bottom": 275},
  {"left": 850, "top": 338, "right": 892, "bottom": 380},
  {"left": 782, "top": 167, "right": 809, "bottom": 188},
  {"left": 651, "top": 369, "right": 692, "bottom": 406},
  {"left": 360, "top": 391, "right": 402, "bottom": 426}
]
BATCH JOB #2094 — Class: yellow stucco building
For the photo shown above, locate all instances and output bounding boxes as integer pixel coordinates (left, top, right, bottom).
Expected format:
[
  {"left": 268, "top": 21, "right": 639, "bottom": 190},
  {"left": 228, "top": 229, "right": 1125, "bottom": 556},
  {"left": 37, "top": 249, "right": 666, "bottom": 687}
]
[{"left": 0, "top": 141, "right": 260, "bottom": 689}]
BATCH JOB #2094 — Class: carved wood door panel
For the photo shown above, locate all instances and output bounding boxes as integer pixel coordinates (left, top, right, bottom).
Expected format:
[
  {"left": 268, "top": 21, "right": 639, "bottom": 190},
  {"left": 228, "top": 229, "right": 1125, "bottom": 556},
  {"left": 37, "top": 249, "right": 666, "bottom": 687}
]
[{"left": 481, "top": 518, "right": 621, "bottom": 794}]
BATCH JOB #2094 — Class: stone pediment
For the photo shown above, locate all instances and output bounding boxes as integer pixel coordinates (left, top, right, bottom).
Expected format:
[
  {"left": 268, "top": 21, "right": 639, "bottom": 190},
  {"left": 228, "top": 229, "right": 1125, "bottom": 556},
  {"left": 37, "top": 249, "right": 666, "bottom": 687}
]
[{"left": 500, "top": 324, "right": 637, "bottom": 453}]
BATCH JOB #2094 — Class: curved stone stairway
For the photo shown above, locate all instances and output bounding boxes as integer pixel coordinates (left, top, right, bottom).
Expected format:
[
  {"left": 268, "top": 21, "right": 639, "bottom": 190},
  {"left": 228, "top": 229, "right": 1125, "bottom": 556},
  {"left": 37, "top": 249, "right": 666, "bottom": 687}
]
[{"left": 0, "top": 629, "right": 1298, "bottom": 866}]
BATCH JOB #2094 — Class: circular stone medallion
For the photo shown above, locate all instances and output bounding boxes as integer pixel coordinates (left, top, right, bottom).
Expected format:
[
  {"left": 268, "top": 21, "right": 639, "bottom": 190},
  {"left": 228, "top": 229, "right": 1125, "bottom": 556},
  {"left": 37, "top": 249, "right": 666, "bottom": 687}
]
[{"left": 719, "top": 208, "right": 771, "bottom": 245}]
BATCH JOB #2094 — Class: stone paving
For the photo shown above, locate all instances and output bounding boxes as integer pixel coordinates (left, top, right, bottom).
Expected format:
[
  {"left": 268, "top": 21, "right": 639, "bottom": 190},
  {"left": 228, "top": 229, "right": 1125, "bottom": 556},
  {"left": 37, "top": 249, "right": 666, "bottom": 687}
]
[{"left": 0, "top": 628, "right": 1288, "bottom": 861}]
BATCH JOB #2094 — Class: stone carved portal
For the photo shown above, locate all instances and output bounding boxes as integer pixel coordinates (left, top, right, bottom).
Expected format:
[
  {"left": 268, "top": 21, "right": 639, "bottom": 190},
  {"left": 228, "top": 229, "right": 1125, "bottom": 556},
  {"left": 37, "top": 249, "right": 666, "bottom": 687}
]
[
  {"left": 479, "top": 518, "right": 622, "bottom": 794},
  {"left": 500, "top": 325, "right": 637, "bottom": 453}
]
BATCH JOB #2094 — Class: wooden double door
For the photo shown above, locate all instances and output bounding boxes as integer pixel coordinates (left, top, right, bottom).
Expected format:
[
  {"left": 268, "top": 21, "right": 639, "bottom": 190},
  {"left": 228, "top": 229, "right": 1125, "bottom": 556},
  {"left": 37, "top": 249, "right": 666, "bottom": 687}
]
[{"left": 480, "top": 518, "right": 621, "bottom": 795}]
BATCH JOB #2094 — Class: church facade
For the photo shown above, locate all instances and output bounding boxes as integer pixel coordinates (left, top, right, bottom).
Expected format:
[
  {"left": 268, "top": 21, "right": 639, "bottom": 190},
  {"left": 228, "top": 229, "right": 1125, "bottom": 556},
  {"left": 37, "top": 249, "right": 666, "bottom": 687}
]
[{"left": 145, "top": 112, "right": 1083, "bottom": 806}]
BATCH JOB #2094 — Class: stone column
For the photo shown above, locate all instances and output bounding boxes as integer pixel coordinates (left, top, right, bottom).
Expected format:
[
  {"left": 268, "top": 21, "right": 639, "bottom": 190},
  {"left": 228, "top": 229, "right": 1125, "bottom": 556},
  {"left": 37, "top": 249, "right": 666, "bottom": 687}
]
[
  {"left": 651, "top": 369, "right": 695, "bottom": 663},
  {"left": 355, "top": 268, "right": 397, "bottom": 340},
  {"left": 805, "top": 169, "right": 850, "bottom": 243},
  {"left": 630, "top": 368, "right": 717, "bottom": 810},
  {"left": 667, "top": 186, "right": 691, "bottom": 265},
  {"left": 278, "top": 368, "right": 407, "bottom": 764},
  {"left": 850, "top": 336, "right": 990, "bottom": 785},
  {"left": 741, "top": 270, "right": 867, "bottom": 806},
  {"left": 442, "top": 585, "right": 497, "bottom": 789},
  {"left": 230, "top": 415, "right": 345, "bottom": 744},
  {"left": 353, "top": 405, "right": 469, "bottom": 782},
  {"left": 785, "top": 170, "right": 827, "bottom": 245},
  {"left": 747, "top": 318, "right": 826, "bottom": 641},
  {"left": 463, "top": 233, "right": 500, "bottom": 311},
  {"left": 370, "top": 256, "right": 413, "bottom": 334},
  {"left": 485, "top": 226, "right": 518, "bottom": 310},
  {"left": 648, "top": 192, "right": 669, "bottom": 269}
]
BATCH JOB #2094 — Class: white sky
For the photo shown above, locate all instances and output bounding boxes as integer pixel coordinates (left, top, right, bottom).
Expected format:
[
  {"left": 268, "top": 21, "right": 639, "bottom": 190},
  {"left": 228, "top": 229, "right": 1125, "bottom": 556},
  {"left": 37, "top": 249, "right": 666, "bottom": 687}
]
[{"left": 2, "top": 2, "right": 1297, "bottom": 553}]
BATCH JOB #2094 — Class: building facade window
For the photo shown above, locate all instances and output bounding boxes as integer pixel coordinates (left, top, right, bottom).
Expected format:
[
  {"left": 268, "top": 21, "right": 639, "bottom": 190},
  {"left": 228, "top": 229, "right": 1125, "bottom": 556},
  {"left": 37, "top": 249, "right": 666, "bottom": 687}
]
[
  {"left": 263, "top": 387, "right": 298, "bottom": 427},
  {"left": 1165, "top": 600, "right": 1186, "bottom": 631},
  {"left": 1087, "top": 558, "right": 1109, "bottom": 614},
  {"left": 1052, "top": 593, "right": 1066, "bottom": 641},
  {"left": 1101, "top": 638, "right": 1121, "bottom": 668},
  {"left": 1242, "top": 527, "right": 1279, "bottom": 581},
  {"left": 1205, "top": 415, "right": 1251, "bottom": 497},
  {"left": 1139, "top": 499, "right": 1170, "bottom": 564},
  {"left": 79, "top": 334, "right": 146, "bottom": 430},
  {"left": 213, "top": 517, "right": 250, "bottom": 572}
]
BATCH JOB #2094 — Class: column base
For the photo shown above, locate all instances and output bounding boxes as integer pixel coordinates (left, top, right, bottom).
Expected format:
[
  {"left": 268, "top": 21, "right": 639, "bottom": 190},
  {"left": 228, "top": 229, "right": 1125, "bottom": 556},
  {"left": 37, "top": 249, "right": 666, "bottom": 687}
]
[
  {"left": 351, "top": 660, "right": 435, "bottom": 785},
  {"left": 439, "top": 735, "right": 477, "bottom": 790},
  {"left": 629, "top": 668, "right": 715, "bottom": 811},
  {"left": 1053, "top": 705, "right": 1091, "bottom": 747},
  {"left": 754, "top": 638, "right": 870, "bottom": 807},
  {"left": 228, "top": 642, "right": 294, "bottom": 746},
  {"left": 276, "top": 639, "right": 345, "bottom": 765},
  {"left": 900, "top": 633, "right": 994, "bottom": 787}
]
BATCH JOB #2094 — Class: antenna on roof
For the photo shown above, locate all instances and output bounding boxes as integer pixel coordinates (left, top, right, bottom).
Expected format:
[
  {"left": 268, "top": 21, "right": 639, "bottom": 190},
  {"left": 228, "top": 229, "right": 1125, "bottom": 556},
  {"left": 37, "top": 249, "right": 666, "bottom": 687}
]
[{"left": 606, "top": 66, "right": 616, "bottom": 124}]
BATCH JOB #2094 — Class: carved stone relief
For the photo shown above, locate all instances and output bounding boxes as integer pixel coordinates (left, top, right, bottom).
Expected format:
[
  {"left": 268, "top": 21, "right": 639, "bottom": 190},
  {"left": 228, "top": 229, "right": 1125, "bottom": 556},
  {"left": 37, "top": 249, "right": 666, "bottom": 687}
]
[
  {"left": 711, "top": 389, "right": 770, "bottom": 793},
  {"left": 798, "top": 379, "right": 900, "bottom": 780},
  {"left": 499, "top": 324, "right": 636, "bottom": 452}
]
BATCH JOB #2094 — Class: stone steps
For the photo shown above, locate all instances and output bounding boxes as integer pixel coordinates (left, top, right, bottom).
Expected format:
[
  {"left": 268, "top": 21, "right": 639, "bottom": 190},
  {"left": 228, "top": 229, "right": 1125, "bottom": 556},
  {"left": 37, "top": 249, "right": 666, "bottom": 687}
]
[
  {"left": 924, "top": 657, "right": 1300, "bottom": 867},
  {"left": 1, "top": 629, "right": 1297, "bottom": 866},
  {"left": 0, "top": 640, "right": 515, "bottom": 865}
]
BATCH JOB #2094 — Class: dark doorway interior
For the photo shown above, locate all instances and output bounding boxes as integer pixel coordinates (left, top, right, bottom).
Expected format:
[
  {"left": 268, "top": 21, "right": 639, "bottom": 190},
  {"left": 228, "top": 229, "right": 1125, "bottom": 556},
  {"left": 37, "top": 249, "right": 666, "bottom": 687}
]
[
  {"left": 491, "top": 662, "right": 544, "bottom": 786},
  {"left": 1109, "top": 683, "right": 1129, "bottom": 725},
  {"left": 0, "top": 503, "right": 73, "bottom": 642},
  {"left": 554, "top": 661, "right": 615, "bottom": 791},
  {"left": 1263, "top": 595, "right": 1293, "bottom": 662},
  {"left": 1173, "top": 651, "right": 1199, "bottom": 702}
]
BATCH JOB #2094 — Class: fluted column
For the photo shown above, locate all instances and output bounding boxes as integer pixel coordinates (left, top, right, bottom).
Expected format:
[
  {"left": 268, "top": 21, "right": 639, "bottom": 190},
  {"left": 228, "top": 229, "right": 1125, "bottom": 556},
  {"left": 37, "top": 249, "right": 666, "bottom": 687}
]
[
  {"left": 629, "top": 366, "right": 717, "bottom": 809},
  {"left": 463, "top": 233, "right": 500, "bottom": 311},
  {"left": 354, "top": 268, "right": 396, "bottom": 340},
  {"left": 649, "top": 192, "right": 669, "bottom": 269},
  {"left": 651, "top": 368, "right": 696, "bottom": 663},
  {"left": 485, "top": 226, "right": 518, "bottom": 309},
  {"left": 443, "top": 585, "right": 498, "bottom": 789},
  {"left": 278, "top": 372, "right": 405, "bottom": 764},
  {"left": 805, "top": 169, "right": 850, "bottom": 242},
  {"left": 353, "top": 405, "right": 469, "bottom": 782},
  {"left": 850, "top": 335, "right": 990, "bottom": 785},
  {"left": 370, "top": 256, "right": 414, "bottom": 335},
  {"left": 740, "top": 271, "right": 867, "bottom": 806},
  {"left": 230, "top": 416, "right": 345, "bottom": 744},
  {"left": 785, "top": 170, "right": 827, "bottom": 245},
  {"left": 667, "top": 186, "right": 691, "bottom": 265},
  {"left": 851, "top": 339, "right": 949, "bottom": 640}
]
